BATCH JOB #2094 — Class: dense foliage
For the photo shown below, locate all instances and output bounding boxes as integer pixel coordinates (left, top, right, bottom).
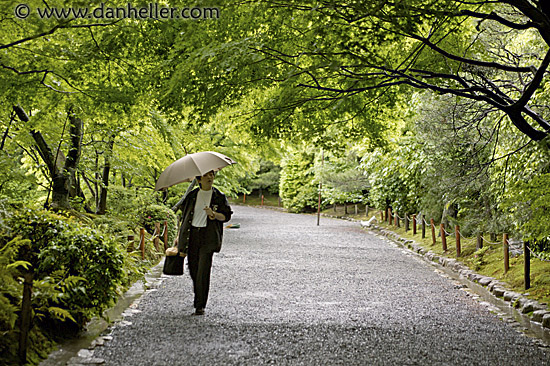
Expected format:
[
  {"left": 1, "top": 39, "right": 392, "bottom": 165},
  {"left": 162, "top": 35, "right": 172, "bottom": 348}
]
[
  {"left": 279, "top": 146, "right": 319, "bottom": 213},
  {"left": 0, "top": 208, "right": 126, "bottom": 363},
  {"left": 138, "top": 204, "right": 178, "bottom": 246},
  {"left": 1, "top": 0, "right": 550, "bottom": 363}
]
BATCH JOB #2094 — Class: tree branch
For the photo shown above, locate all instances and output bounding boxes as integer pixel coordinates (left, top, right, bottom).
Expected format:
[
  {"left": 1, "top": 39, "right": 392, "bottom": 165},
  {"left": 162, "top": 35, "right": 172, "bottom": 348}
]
[
  {"left": 511, "top": 48, "right": 550, "bottom": 111},
  {"left": 458, "top": 9, "right": 535, "bottom": 30},
  {"left": 407, "top": 33, "right": 533, "bottom": 73},
  {"left": 0, "top": 20, "right": 120, "bottom": 50}
]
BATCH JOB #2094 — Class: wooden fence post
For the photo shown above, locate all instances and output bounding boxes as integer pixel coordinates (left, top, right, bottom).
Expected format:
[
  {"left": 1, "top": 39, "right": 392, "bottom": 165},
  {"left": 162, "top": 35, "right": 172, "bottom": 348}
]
[
  {"left": 140, "top": 228, "right": 145, "bottom": 260},
  {"left": 455, "top": 225, "right": 461, "bottom": 257},
  {"left": 477, "top": 233, "right": 483, "bottom": 250},
  {"left": 524, "top": 241, "right": 530, "bottom": 290},
  {"left": 440, "top": 223, "right": 447, "bottom": 251},
  {"left": 430, "top": 218, "right": 436, "bottom": 245},
  {"left": 154, "top": 222, "right": 160, "bottom": 251},
  {"left": 243, "top": 193, "right": 246, "bottom": 203},
  {"left": 127, "top": 235, "right": 135, "bottom": 252},
  {"left": 18, "top": 271, "right": 33, "bottom": 364},
  {"left": 396, "top": 213, "right": 400, "bottom": 228},
  {"left": 422, "top": 215, "right": 426, "bottom": 239},
  {"left": 163, "top": 221, "right": 168, "bottom": 250},
  {"left": 405, "top": 213, "right": 409, "bottom": 232},
  {"left": 503, "top": 233, "right": 509, "bottom": 274},
  {"left": 261, "top": 195, "right": 264, "bottom": 206},
  {"left": 412, "top": 214, "right": 416, "bottom": 235}
]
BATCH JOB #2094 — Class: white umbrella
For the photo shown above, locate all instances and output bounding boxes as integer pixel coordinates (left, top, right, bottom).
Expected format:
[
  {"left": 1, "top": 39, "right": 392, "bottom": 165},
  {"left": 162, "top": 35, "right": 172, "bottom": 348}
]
[{"left": 155, "top": 151, "right": 237, "bottom": 191}]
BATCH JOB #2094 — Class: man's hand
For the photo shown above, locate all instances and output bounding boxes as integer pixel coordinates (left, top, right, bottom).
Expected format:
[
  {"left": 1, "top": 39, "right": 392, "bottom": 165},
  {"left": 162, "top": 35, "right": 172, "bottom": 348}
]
[{"left": 204, "top": 206, "right": 216, "bottom": 220}]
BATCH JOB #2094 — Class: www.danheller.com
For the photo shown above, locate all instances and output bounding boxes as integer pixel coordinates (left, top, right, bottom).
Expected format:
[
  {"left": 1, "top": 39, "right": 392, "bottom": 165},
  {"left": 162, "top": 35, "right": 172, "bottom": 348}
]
[{"left": 13, "top": 3, "right": 220, "bottom": 20}]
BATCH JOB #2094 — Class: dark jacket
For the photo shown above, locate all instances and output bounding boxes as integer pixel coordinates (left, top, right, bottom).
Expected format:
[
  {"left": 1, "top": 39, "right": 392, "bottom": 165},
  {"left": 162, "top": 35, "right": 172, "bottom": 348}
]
[{"left": 176, "top": 187, "right": 232, "bottom": 254}]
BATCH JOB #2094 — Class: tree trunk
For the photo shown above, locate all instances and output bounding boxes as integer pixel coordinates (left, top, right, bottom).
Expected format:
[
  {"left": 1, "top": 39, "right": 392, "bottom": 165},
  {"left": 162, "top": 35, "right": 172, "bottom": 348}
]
[
  {"left": 81, "top": 172, "right": 97, "bottom": 205},
  {"left": 0, "top": 112, "right": 15, "bottom": 151},
  {"left": 13, "top": 105, "right": 85, "bottom": 210},
  {"left": 97, "top": 138, "right": 115, "bottom": 214},
  {"left": 51, "top": 115, "right": 83, "bottom": 210}
]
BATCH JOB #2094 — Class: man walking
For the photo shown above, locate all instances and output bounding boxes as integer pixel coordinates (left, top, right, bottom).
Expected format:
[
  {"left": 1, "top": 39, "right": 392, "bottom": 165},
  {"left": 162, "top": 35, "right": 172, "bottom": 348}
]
[{"left": 175, "top": 171, "right": 232, "bottom": 315}]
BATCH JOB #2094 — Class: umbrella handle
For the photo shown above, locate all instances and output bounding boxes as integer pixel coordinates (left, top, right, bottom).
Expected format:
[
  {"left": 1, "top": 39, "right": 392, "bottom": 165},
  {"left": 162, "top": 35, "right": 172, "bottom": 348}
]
[{"left": 171, "top": 178, "right": 197, "bottom": 212}]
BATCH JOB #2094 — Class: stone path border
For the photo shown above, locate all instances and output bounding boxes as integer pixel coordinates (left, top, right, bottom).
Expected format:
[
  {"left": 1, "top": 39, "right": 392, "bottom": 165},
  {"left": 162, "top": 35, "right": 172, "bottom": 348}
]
[{"left": 360, "top": 221, "right": 550, "bottom": 332}]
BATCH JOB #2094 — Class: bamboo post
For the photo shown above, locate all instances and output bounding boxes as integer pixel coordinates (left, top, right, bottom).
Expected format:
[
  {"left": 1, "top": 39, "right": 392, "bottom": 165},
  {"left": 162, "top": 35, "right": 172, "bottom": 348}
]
[
  {"left": 243, "top": 193, "right": 246, "bottom": 203},
  {"left": 261, "top": 195, "right": 264, "bottom": 206},
  {"left": 154, "top": 222, "right": 160, "bottom": 251},
  {"left": 380, "top": 210, "right": 384, "bottom": 221},
  {"left": 412, "top": 214, "right": 417, "bottom": 235},
  {"left": 163, "top": 221, "right": 168, "bottom": 250},
  {"left": 440, "top": 223, "right": 447, "bottom": 251},
  {"left": 503, "top": 233, "right": 509, "bottom": 274},
  {"left": 405, "top": 213, "right": 409, "bottom": 232},
  {"left": 430, "top": 218, "right": 436, "bottom": 245},
  {"left": 524, "top": 241, "right": 530, "bottom": 290},
  {"left": 455, "top": 225, "right": 461, "bottom": 257},
  {"left": 140, "top": 228, "right": 145, "bottom": 260}
]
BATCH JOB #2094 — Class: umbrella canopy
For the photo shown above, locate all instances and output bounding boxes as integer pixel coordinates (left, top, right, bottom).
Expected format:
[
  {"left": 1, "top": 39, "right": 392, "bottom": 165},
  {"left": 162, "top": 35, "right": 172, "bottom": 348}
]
[{"left": 155, "top": 151, "right": 236, "bottom": 191}]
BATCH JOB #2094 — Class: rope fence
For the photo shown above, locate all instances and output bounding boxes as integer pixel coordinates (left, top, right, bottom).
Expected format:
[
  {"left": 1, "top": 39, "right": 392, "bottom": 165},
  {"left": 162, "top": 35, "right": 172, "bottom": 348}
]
[
  {"left": 526, "top": 244, "right": 550, "bottom": 263},
  {"left": 378, "top": 207, "right": 548, "bottom": 290},
  {"left": 127, "top": 221, "right": 169, "bottom": 260}
]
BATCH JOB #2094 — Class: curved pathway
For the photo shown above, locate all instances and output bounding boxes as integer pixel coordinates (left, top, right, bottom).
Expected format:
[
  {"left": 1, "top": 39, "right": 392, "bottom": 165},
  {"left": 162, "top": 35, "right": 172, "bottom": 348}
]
[{"left": 92, "top": 205, "right": 549, "bottom": 365}]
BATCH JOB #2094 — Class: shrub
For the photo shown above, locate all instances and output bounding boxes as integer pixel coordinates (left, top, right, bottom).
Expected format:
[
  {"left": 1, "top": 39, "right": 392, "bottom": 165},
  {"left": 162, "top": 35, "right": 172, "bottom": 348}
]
[
  {"left": 1, "top": 208, "right": 127, "bottom": 332},
  {"left": 137, "top": 204, "right": 178, "bottom": 246},
  {"left": 0, "top": 237, "right": 29, "bottom": 364},
  {"left": 279, "top": 148, "right": 319, "bottom": 213}
]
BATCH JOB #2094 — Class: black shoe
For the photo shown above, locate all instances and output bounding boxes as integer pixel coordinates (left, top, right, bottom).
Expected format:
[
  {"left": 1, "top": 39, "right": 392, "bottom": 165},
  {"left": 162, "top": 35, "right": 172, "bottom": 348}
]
[{"left": 194, "top": 308, "right": 205, "bottom": 315}]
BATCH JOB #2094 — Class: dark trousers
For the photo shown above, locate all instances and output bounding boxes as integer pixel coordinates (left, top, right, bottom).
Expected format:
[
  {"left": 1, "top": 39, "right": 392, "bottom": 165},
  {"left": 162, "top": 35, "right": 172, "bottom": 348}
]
[{"left": 188, "top": 227, "right": 214, "bottom": 309}]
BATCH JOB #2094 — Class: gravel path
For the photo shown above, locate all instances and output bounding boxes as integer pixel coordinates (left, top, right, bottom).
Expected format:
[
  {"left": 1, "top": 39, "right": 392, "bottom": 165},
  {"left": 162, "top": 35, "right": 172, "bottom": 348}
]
[{"left": 92, "top": 205, "right": 549, "bottom": 365}]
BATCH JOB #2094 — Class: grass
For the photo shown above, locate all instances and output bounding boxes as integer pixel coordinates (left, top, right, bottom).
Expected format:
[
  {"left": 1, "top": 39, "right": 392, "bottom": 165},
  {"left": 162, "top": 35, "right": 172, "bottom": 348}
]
[{"left": 321, "top": 205, "right": 550, "bottom": 307}]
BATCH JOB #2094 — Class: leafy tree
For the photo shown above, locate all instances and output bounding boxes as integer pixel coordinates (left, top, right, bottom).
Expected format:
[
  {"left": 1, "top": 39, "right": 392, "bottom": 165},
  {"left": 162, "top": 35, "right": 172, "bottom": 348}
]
[
  {"left": 279, "top": 145, "right": 319, "bottom": 212},
  {"left": 318, "top": 148, "right": 369, "bottom": 206},
  {"left": 241, "top": 160, "right": 281, "bottom": 196},
  {"left": 233, "top": 0, "right": 550, "bottom": 143}
]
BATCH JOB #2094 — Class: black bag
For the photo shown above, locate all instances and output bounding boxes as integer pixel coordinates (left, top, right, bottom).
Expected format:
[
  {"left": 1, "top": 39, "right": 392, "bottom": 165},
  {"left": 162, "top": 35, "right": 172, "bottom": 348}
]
[{"left": 163, "top": 254, "right": 184, "bottom": 276}]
